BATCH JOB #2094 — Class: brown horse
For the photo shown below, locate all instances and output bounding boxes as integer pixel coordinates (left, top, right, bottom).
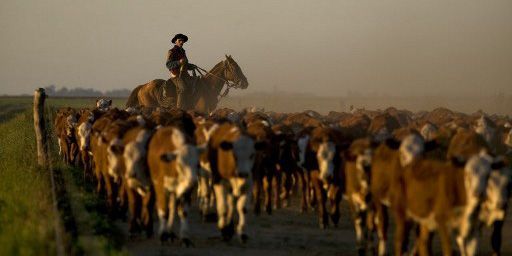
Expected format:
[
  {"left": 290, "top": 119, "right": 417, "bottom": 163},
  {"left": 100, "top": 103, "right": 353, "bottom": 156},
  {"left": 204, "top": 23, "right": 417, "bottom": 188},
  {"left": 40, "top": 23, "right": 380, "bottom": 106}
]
[{"left": 126, "top": 55, "right": 248, "bottom": 113}]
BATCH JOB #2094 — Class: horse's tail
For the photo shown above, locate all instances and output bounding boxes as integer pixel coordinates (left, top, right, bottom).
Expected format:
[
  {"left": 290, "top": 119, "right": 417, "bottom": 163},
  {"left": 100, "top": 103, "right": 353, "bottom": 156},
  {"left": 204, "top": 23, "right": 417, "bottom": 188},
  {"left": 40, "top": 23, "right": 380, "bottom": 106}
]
[{"left": 125, "top": 84, "right": 144, "bottom": 108}]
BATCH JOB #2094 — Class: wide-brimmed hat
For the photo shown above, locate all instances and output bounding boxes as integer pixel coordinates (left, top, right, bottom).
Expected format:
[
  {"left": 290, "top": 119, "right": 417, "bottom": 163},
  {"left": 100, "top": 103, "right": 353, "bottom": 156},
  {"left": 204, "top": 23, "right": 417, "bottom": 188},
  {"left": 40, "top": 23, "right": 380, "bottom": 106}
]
[{"left": 171, "top": 33, "right": 188, "bottom": 44}]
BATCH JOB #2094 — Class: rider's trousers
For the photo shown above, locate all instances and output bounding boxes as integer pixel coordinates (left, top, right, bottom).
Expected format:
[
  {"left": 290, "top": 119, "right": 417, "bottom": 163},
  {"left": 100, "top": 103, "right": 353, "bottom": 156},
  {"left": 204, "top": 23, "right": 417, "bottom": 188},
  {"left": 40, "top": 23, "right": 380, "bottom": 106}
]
[{"left": 171, "top": 76, "right": 190, "bottom": 110}]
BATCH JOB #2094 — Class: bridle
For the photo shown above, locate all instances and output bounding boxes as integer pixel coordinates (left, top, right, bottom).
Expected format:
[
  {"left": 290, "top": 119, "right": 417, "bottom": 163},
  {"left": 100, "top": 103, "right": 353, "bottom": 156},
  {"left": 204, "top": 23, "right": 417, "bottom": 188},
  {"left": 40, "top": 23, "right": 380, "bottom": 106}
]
[{"left": 195, "top": 59, "right": 245, "bottom": 98}]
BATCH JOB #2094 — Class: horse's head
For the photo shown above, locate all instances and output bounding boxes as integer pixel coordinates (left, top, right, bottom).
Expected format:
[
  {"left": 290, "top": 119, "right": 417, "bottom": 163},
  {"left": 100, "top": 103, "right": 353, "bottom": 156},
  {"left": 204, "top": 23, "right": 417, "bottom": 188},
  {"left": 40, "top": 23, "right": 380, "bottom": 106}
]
[{"left": 224, "top": 55, "right": 249, "bottom": 89}]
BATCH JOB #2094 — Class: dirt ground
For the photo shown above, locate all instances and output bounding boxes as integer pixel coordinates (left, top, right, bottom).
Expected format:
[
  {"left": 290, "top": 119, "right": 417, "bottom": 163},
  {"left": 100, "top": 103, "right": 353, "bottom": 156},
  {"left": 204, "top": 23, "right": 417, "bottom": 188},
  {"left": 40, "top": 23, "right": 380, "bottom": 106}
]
[{"left": 119, "top": 192, "right": 512, "bottom": 256}]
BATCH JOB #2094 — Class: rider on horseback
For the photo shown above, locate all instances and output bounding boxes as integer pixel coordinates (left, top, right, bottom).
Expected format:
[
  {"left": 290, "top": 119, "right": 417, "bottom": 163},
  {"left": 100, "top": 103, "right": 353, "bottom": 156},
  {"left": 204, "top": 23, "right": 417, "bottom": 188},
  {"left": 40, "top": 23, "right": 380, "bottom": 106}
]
[{"left": 166, "top": 33, "right": 197, "bottom": 110}]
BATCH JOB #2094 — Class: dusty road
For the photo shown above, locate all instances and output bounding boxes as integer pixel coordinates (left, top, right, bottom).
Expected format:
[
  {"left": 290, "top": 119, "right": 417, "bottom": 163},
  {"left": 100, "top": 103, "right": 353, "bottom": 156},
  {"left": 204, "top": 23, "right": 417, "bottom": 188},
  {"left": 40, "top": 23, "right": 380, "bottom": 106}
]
[
  {"left": 115, "top": 192, "right": 512, "bottom": 256},
  {"left": 122, "top": 195, "right": 358, "bottom": 256}
]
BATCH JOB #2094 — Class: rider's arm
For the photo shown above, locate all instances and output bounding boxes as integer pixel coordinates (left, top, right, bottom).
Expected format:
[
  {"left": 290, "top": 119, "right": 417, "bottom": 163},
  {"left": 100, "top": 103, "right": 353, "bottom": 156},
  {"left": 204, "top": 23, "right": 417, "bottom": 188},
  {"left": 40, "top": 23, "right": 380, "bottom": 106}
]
[{"left": 165, "top": 50, "right": 181, "bottom": 70}]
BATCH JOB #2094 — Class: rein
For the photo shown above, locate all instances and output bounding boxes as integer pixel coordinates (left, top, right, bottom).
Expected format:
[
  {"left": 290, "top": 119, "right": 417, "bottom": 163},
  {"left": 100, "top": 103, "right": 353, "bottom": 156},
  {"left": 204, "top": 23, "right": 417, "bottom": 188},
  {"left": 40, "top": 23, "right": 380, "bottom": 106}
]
[{"left": 194, "top": 63, "right": 241, "bottom": 99}]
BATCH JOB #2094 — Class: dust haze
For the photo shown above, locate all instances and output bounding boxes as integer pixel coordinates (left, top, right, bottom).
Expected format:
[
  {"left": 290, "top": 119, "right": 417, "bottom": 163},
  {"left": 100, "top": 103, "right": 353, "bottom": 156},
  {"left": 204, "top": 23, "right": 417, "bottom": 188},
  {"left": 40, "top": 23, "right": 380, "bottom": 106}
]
[{"left": 1, "top": 0, "right": 511, "bottom": 113}]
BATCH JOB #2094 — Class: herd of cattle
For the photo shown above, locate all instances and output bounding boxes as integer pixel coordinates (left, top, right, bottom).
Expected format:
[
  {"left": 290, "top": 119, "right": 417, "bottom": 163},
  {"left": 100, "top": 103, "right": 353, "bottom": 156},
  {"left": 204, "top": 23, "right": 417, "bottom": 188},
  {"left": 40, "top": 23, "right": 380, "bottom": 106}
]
[{"left": 53, "top": 98, "right": 512, "bottom": 256}]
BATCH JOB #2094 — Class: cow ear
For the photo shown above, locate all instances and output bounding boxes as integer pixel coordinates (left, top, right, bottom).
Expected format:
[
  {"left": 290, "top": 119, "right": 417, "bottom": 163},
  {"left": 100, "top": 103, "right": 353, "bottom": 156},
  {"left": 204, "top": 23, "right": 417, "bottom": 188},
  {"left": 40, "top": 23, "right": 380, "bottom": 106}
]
[
  {"left": 220, "top": 141, "right": 233, "bottom": 151},
  {"left": 344, "top": 151, "right": 357, "bottom": 162},
  {"left": 491, "top": 159, "right": 506, "bottom": 170},
  {"left": 109, "top": 144, "right": 124, "bottom": 155},
  {"left": 424, "top": 140, "right": 439, "bottom": 152},
  {"left": 254, "top": 141, "right": 267, "bottom": 151},
  {"left": 450, "top": 156, "right": 466, "bottom": 168},
  {"left": 160, "top": 152, "right": 177, "bottom": 163},
  {"left": 370, "top": 139, "right": 380, "bottom": 149},
  {"left": 385, "top": 138, "right": 401, "bottom": 150}
]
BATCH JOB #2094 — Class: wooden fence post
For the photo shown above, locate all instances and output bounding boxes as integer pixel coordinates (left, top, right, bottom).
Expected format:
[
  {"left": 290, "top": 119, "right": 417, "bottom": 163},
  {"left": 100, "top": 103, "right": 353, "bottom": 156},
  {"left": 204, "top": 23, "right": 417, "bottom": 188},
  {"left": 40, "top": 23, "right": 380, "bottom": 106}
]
[{"left": 34, "top": 88, "right": 48, "bottom": 168}]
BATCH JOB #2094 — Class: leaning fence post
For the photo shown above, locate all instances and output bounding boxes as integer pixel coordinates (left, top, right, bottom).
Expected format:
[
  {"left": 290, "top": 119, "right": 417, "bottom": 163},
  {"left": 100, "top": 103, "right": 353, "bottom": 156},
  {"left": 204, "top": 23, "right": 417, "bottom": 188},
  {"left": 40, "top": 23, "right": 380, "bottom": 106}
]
[{"left": 34, "top": 88, "right": 48, "bottom": 168}]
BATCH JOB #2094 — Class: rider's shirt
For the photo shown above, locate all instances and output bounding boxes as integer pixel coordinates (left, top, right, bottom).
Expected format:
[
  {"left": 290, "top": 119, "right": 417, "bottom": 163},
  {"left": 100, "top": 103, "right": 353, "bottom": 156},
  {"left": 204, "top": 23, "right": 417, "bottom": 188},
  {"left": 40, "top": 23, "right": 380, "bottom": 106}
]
[{"left": 166, "top": 45, "right": 187, "bottom": 78}]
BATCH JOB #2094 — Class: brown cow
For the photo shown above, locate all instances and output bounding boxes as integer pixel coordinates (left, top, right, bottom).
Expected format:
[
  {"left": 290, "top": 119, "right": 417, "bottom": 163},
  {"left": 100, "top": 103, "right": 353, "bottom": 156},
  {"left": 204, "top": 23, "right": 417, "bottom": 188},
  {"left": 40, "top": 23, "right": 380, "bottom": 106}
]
[
  {"left": 194, "top": 118, "right": 219, "bottom": 220},
  {"left": 447, "top": 129, "right": 489, "bottom": 162},
  {"left": 99, "top": 118, "right": 141, "bottom": 217},
  {"left": 272, "top": 123, "right": 301, "bottom": 208},
  {"left": 147, "top": 126, "right": 203, "bottom": 246},
  {"left": 54, "top": 107, "right": 79, "bottom": 165},
  {"left": 505, "top": 128, "right": 512, "bottom": 154},
  {"left": 75, "top": 108, "right": 106, "bottom": 180},
  {"left": 368, "top": 113, "right": 401, "bottom": 143},
  {"left": 342, "top": 137, "right": 376, "bottom": 255},
  {"left": 90, "top": 109, "right": 129, "bottom": 200},
  {"left": 303, "top": 126, "right": 348, "bottom": 229},
  {"left": 394, "top": 134, "right": 492, "bottom": 256},
  {"left": 369, "top": 129, "right": 426, "bottom": 256},
  {"left": 121, "top": 126, "right": 155, "bottom": 237},
  {"left": 369, "top": 137, "right": 403, "bottom": 256},
  {"left": 245, "top": 120, "right": 277, "bottom": 215},
  {"left": 338, "top": 114, "right": 371, "bottom": 140},
  {"left": 478, "top": 161, "right": 511, "bottom": 255},
  {"left": 208, "top": 122, "right": 256, "bottom": 242}
]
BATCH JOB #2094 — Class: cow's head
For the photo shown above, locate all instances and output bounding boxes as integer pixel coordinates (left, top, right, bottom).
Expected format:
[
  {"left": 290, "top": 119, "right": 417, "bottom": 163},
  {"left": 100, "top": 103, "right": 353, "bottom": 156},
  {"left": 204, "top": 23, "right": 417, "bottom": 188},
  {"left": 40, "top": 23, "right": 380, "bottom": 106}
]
[
  {"left": 160, "top": 128, "right": 204, "bottom": 197},
  {"left": 373, "top": 127, "right": 390, "bottom": 143},
  {"left": 77, "top": 122, "right": 92, "bottom": 151},
  {"left": 196, "top": 123, "right": 218, "bottom": 171},
  {"left": 218, "top": 134, "right": 256, "bottom": 177},
  {"left": 399, "top": 134, "right": 425, "bottom": 166},
  {"left": 107, "top": 138, "right": 125, "bottom": 182},
  {"left": 272, "top": 127, "right": 298, "bottom": 168},
  {"left": 65, "top": 114, "right": 78, "bottom": 137},
  {"left": 96, "top": 98, "right": 112, "bottom": 112},
  {"left": 505, "top": 129, "right": 512, "bottom": 148},
  {"left": 217, "top": 127, "right": 256, "bottom": 196},
  {"left": 124, "top": 129, "right": 152, "bottom": 195},
  {"left": 297, "top": 134, "right": 310, "bottom": 169},
  {"left": 420, "top": 122, "right": 438, "bottom": 142},
  {"left": 474, "top": 116, "right": 496, "bottom": 147},
  {"left": 344, "top": 138, "right": 375, "bottom": 209},
  {"left": 481, "top": 166, "right": 511, "bottom": 225},
  {"left": 463, "top": 151, "right": 493, "bottom": 202},
  {"left": 317, "top": 141, "right": 336, "bottom": 185}
]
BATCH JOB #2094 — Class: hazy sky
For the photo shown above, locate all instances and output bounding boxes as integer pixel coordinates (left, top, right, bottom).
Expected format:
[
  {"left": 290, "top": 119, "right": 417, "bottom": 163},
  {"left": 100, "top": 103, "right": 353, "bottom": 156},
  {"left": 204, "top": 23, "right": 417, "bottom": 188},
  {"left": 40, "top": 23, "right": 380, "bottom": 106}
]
[{"left": 1, "top": 0, "right": 511, "bottom": 96}]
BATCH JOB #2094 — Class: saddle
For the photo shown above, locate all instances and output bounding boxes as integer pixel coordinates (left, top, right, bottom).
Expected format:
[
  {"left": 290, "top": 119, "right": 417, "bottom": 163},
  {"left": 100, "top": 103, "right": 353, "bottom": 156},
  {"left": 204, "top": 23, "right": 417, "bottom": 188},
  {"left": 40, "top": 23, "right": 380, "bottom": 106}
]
[
  {"left": 162, "top": 79, "right": 177, "bottom": 99},
  {"left": 161, "top": 75, "right": 201, "bottom": 108}
]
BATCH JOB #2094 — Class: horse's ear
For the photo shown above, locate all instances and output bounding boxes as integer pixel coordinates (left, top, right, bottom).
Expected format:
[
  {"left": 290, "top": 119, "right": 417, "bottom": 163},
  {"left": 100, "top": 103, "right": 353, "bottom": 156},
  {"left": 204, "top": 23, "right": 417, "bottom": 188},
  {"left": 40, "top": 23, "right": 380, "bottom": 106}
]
[
  {"left": 229, "top": 55, "right": 232, "bottom": 58},
  {"left": 225, "top": 54, "right": 229, "bottom": 59}
]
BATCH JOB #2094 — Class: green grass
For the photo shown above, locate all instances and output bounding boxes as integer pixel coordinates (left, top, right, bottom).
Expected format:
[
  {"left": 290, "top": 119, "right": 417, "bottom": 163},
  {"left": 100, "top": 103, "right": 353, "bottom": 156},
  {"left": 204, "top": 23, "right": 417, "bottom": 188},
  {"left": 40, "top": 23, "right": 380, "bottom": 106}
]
[
  {"left": 0, "top": 110, "right": 56, "bottom": 255},
  {"left": 52, "top": 162, "right": 127, "bottom": 256},
  {"left": 0, "top": 98, "right": 128, "bottom": 255}
]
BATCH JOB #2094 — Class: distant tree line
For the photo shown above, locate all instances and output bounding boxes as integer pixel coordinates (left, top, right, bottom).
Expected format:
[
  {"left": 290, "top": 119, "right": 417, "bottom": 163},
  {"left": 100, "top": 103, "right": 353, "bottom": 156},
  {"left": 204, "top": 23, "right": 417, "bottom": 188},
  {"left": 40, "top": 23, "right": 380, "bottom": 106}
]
[{"left": 44, "top": 85, "right": 130, "bottom": 97}]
